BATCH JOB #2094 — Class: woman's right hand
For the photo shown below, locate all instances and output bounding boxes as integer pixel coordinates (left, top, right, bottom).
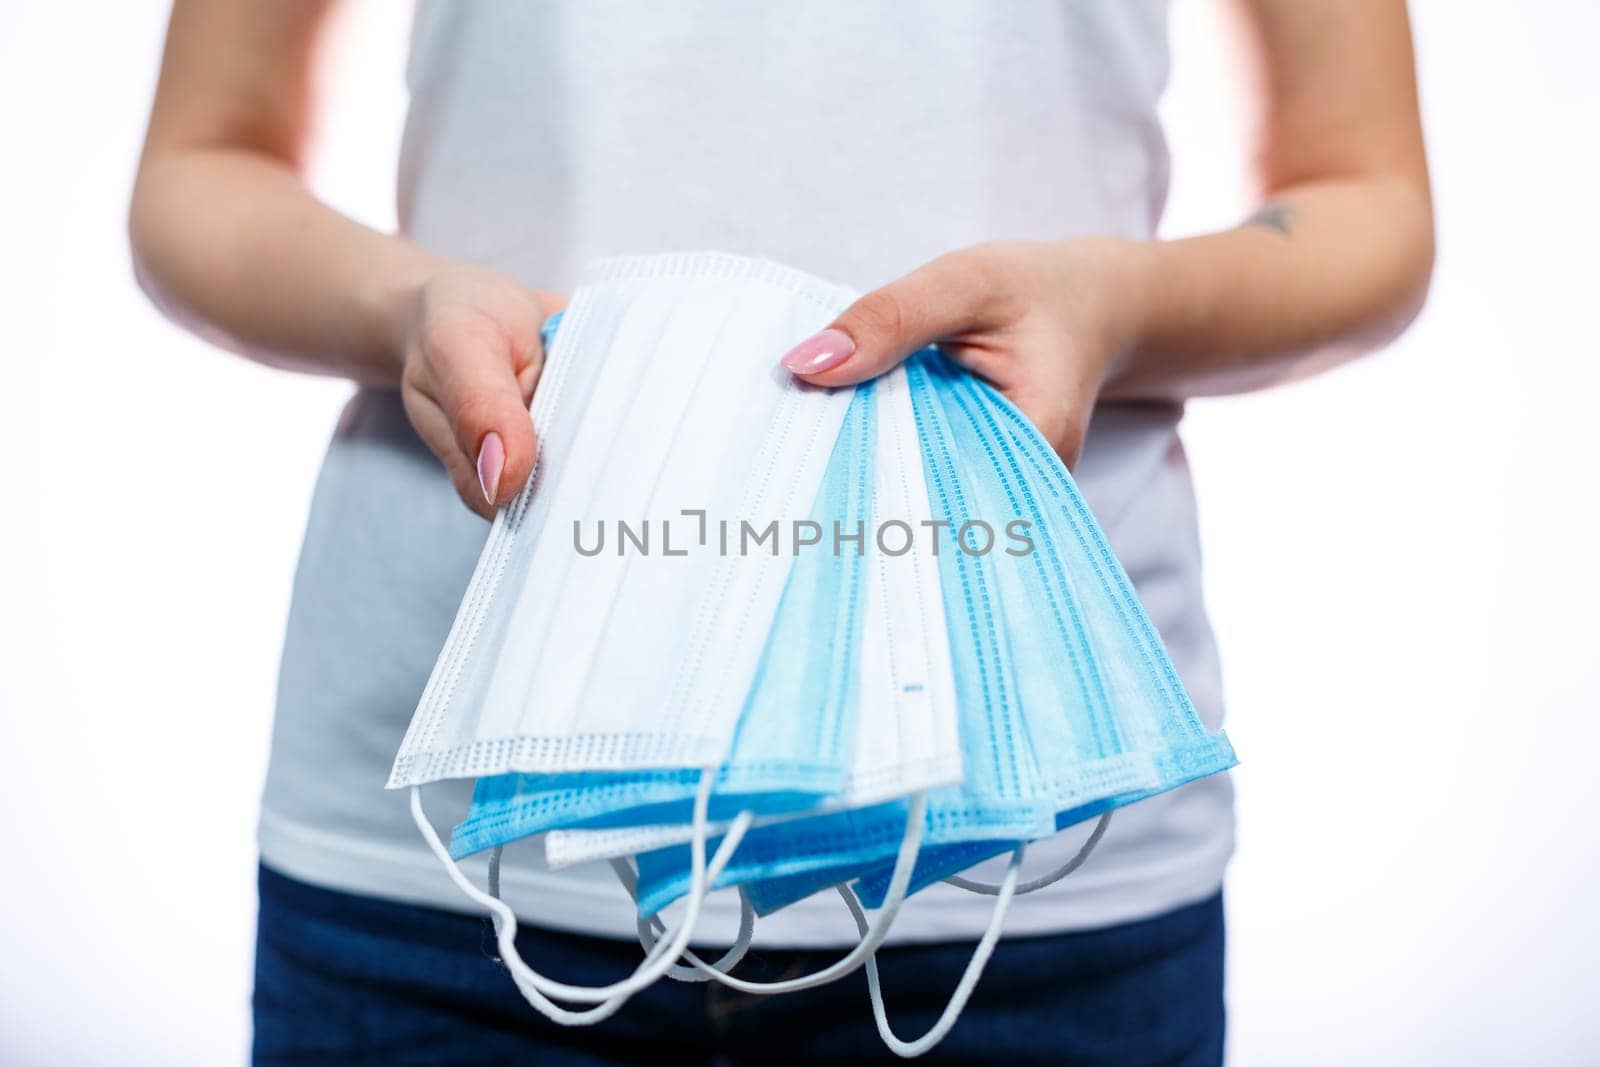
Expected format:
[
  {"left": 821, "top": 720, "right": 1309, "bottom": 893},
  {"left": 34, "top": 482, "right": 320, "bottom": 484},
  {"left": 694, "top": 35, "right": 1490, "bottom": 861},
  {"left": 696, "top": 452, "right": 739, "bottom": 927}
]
[{"left": 399, "top": 265, "right": 567, "bottom": 519}]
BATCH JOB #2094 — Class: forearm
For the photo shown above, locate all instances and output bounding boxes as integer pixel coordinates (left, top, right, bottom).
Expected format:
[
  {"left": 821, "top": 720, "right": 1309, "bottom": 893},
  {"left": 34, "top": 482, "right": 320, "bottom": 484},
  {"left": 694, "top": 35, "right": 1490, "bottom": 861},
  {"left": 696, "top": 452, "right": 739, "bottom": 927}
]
[
  {"left": 1105, "top": 173, "right": 1434, "bottom": 401},
  {"left": 1098, "top": 0, "right": 1434, "bottom": 402},
  {"left": 129, "top": 147, "right": 443, "bottom": 386}
]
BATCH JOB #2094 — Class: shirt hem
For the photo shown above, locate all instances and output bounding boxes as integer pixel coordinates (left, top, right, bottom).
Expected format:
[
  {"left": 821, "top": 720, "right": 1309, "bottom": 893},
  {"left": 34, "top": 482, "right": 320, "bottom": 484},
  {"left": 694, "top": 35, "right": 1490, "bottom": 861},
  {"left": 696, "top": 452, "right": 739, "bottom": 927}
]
[{"left": 259, "top": 805, "right": 1233, "bottom": 949}]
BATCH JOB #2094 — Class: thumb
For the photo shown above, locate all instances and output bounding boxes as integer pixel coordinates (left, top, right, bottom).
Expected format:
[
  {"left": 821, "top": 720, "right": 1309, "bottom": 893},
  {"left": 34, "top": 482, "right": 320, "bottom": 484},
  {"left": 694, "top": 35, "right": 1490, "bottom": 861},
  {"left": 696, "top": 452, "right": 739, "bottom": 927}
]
[
  {"left": 778, "top": 249, "right": 1000, "bottom": 388},
  {"left": 435, "top": 327, "right": 539, "bottom": 509}
]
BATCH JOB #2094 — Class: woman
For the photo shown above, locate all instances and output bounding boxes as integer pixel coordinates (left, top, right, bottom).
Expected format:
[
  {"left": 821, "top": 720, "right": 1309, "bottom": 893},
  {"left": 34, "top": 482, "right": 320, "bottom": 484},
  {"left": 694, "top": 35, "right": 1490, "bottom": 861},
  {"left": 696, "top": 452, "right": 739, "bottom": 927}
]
[{"left": 131, "top": 1, "right": 1432, "bottom": 1062}]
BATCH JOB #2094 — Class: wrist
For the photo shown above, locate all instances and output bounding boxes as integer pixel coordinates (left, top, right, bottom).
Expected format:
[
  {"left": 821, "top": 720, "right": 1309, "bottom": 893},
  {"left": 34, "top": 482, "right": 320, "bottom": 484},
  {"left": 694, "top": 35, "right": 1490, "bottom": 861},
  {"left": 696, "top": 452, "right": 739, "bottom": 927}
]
[
  {"left": 360, "top": 246, "right": 449, "bottom": 385},
  {"left": 1080, "top": 236, "right": 1163, "bottom": 391}
]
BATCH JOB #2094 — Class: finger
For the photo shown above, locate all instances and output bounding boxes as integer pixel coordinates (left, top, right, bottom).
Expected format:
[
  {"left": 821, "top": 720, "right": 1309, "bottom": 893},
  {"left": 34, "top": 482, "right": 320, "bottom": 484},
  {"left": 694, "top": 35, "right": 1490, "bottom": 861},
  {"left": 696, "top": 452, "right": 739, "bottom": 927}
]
[
  {"left": 423, "top": 318, "right": 540, "bottom": 508},
  {"left": 779, "top": 248, "right": 1006, "bottom": 388},
  {"left": 517, "top": 292, "right": 567, "bottom": 404},
  {"left": 403, "top": 385, "right": 497, "bottom": 520},
  {"left": 1007, "top": 389, "right": 1087, "bottom": 470},
  {"left": 533, "top": 289, "right": 569, "bottom": 318},
  {"left": 521, "top": 289, "right": 568, "bottom": 400}
]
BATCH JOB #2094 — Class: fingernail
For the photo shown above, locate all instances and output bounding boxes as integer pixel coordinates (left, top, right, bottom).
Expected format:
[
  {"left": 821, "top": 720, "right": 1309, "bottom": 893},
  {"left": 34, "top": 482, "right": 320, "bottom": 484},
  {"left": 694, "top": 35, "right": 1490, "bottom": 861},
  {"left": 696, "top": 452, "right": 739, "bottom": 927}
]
[
  {"left": 476, "top": 432, "right": 505, "bottom": 505},
  {"left": 780, "top": 328, "right": 855, "bottom": 375}
]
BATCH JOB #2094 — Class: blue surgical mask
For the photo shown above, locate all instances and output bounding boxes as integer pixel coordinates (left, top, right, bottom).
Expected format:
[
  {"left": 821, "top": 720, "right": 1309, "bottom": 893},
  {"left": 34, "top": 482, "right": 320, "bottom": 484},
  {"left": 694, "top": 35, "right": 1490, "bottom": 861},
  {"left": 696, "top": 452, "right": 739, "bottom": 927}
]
[
  {"left": 852, "top": 353, "right": 1236, "bottom": 907},
  {"left": 631, "top": 347, "right": 1225, "bottom": 918}
]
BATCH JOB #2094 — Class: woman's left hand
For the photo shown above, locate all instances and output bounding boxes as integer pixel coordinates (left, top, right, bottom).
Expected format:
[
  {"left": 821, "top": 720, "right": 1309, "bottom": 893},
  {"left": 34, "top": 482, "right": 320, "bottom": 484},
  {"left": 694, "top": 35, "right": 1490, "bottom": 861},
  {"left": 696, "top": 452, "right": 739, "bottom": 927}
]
[{"left": 778, "top": 239, "right": 1150, "bottom": 467}]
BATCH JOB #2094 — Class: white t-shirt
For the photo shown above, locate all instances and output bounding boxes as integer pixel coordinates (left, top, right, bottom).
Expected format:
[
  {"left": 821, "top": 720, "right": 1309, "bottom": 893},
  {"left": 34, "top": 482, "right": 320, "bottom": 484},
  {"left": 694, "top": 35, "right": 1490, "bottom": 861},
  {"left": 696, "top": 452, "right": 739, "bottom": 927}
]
[{"left": 258, "top": 0, "right": 1235, "bottom": 947}]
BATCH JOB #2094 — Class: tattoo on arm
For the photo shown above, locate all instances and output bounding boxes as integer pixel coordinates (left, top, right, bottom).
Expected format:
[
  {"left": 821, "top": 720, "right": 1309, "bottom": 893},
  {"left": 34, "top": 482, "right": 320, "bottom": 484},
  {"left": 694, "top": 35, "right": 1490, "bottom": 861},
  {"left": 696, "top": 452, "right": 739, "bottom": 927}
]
[{"left": 1244, "top": 202, "right": 1295, "bottom": 236}]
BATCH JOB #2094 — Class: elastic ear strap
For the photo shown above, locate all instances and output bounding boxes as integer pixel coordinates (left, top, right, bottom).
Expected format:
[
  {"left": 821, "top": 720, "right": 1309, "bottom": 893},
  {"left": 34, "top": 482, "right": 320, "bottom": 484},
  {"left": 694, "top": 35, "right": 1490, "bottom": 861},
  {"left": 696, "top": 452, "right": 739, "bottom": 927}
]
[
  {"left": 410, "top": 787, "right": 627, "bottom": 1023},
  {"left": 943, "top": 812, "right": 1111, "bottom": 896},
  {"left": 847, "top": 845, "right": 1024, "bottom": 1058},
  {"left": 615, "top": 860, "right": 757, "bottom": 983},
  {"left": 409, "top": 770, "right": 750, "bottom": 1021},
  {"left": 661, "top": 791, "right": 929, "bottom": 993}
]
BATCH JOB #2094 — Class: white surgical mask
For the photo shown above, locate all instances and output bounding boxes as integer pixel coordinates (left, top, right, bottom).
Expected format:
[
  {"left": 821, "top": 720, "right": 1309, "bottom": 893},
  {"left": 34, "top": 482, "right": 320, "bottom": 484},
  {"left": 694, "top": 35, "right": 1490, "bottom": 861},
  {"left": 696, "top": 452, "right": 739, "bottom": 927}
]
[
  {"left": 395, "top": 252, "right": 860, "bottom": 1021},
  {"left": 392, "top": 255, "right": 861, "bottom": 789}
]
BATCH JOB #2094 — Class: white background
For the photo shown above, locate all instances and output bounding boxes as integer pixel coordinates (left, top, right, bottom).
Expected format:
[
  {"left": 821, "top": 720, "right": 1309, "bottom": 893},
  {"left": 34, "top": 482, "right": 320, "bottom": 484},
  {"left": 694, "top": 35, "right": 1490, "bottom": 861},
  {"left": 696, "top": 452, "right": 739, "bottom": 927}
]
[{"left": 1, "top": 2, "right": 1595, "bottom": 1063}]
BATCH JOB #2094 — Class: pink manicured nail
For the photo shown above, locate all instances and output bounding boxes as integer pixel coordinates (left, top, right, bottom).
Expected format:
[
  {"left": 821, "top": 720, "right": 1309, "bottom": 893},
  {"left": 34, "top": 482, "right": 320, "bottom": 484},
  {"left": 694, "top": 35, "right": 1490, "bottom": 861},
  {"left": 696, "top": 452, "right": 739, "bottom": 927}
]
[
  {"left": 476, "top": 432, "right": 505, "bottom": 505},
  {"left": 780, "top": 328, "right": 856, "bottom": 375}
]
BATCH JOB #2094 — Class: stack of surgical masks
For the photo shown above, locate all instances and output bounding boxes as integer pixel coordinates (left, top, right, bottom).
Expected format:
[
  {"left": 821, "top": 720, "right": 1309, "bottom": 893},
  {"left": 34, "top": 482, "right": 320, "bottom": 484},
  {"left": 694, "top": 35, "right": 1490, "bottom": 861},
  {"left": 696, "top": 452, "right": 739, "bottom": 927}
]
[{"left": 388, "top": 251, "right": 1235, "bottom": 1056}]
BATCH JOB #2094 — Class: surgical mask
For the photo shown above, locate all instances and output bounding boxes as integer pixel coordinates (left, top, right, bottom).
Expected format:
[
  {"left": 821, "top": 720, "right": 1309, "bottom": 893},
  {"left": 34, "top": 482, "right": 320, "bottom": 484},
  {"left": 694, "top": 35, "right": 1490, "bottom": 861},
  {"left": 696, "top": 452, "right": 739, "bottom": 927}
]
[
  {"left": 392, "top": 256, "right": 862, "bottom": 791},
  {"left": 394, "top": 252, "right": 864, "bottom": 1022},
  {"left": 850, "top": 351, "right": 1235, "bottom": 907}
]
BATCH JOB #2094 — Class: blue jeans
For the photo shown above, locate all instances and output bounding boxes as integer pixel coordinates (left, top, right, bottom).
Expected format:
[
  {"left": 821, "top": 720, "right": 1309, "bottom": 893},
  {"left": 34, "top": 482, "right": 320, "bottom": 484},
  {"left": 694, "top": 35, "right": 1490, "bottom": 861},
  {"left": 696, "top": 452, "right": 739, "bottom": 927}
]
[{"left": 253, "top": 865, "right": 1223, "bottom": 1065}]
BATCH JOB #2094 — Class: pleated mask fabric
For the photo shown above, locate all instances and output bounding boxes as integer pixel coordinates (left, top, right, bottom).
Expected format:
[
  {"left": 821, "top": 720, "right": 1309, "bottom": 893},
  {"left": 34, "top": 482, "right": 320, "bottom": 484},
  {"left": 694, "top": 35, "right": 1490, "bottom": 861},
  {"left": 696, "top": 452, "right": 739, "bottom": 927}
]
[
  {"left": 389, "top": 254, "right": 859, "bottom": 790},
  {"left": 854, "top": 352, "right": 1236, "bottom": 908}
]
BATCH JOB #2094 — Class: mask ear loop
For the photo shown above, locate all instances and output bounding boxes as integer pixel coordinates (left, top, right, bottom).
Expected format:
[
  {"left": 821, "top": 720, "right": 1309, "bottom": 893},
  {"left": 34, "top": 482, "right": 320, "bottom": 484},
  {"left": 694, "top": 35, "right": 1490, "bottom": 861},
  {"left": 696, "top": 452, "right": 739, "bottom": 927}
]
[
  {"left": 845, "top": 844, "right": 1023, "bottom": 1058},
  {"left": 848, "top": 813, "right": 1111, "bottom": 1055},
  {"left": 642, "top": 791, "right": 929, "bottom": 993},
  {"left": 612, "top": 858, "right": 757, "bottom": 981},
  {"left": 409, "top": 767, "right": 753, "bottom": 1023},
  {"left": 943, "top": 811, "right": 1111, "bottom": 896}
]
